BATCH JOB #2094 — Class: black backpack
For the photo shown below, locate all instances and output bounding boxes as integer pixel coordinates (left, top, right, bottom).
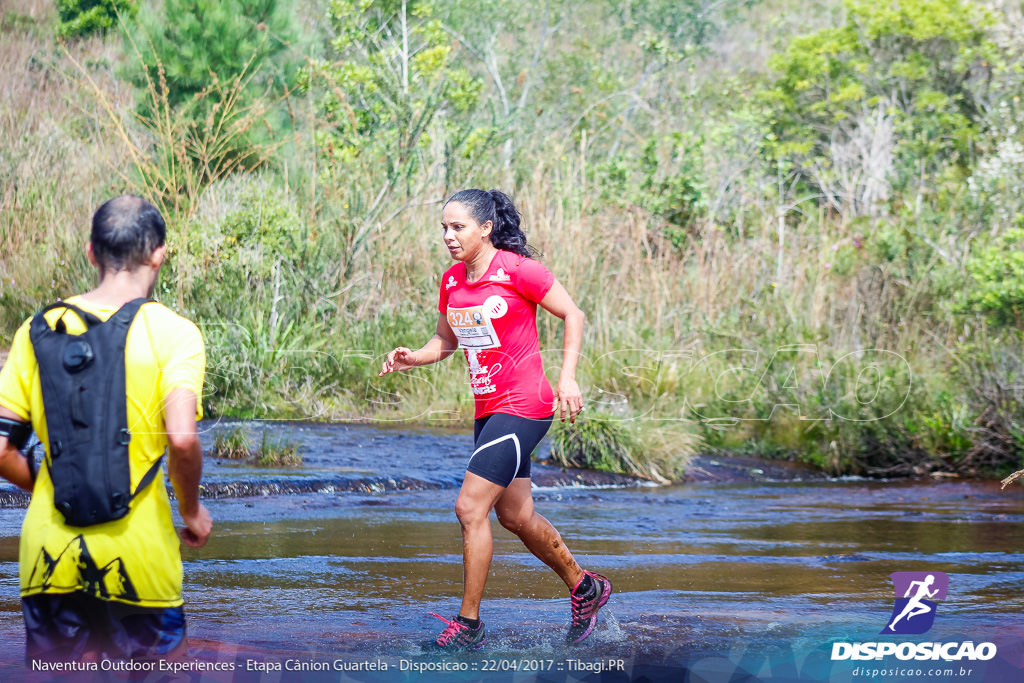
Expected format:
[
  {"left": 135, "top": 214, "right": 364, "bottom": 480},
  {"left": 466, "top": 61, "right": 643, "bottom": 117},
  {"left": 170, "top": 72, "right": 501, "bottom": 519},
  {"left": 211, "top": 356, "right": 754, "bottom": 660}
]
[{"left": 30, "top": 298, "right": 163, "bottom": 527}]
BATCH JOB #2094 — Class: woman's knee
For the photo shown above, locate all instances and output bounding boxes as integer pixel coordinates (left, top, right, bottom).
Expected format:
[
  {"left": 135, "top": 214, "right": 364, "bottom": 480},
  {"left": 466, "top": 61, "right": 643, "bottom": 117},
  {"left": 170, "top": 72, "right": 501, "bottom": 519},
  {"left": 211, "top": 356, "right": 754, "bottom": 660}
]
[
  {"left": 455, "top": 495, "right": 490, "bottom": 527},
  {"left": 496, "top": 507, "right": 531, "bottom": 534}
]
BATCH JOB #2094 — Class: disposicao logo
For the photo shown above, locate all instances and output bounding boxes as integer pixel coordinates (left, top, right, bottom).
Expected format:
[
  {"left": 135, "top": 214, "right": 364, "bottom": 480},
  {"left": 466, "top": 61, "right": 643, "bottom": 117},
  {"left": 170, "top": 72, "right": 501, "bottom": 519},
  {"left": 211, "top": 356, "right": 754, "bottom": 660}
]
[
  {"left": 830, "top": 571, "right": 997, "bottom": 663},
  {"left": 883, "top": 571, "right": 947, "bottom": 635}
]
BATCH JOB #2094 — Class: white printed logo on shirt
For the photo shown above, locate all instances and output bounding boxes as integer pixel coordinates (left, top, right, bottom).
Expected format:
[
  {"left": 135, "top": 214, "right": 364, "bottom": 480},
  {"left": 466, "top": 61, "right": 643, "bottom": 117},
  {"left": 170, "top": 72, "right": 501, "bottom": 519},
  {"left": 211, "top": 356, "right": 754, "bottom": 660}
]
[
  {"left": 446, "top": 275, "right": 458, "bottom": 290},
  {"left": 483, "top": 295, "right": 508, "bottom": 319},
  {"left": 467, "top": 351, "right": 501, "bottom": 395}
]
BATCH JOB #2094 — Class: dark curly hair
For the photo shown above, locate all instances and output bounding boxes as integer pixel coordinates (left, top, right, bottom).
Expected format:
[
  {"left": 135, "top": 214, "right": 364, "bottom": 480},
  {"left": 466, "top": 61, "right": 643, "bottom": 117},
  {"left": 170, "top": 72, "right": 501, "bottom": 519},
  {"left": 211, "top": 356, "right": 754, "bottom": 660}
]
[{"left": 444, "top": 188, "right": 538, "bottom": 258}]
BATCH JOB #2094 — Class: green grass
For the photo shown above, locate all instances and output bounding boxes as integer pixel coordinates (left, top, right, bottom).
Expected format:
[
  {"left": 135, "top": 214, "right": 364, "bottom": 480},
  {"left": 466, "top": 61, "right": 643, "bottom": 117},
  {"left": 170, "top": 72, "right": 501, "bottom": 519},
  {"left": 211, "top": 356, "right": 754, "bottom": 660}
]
[
  {"left": 212, "top": 427, "right": 251, "bottom": 460},
  {"left": 549, "top": 415, "right": 642, "bottom": 476},
  {"left": 211, "top": 426, "right": 302, "bottom": 467}
]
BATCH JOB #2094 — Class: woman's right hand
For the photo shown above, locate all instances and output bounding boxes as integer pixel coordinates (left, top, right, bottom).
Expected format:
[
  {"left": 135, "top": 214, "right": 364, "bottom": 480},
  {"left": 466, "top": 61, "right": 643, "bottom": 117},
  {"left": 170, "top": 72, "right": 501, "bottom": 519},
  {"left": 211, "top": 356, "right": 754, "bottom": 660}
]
[{"left": 379, "top": 347, "right": 419, "bottom": 376}]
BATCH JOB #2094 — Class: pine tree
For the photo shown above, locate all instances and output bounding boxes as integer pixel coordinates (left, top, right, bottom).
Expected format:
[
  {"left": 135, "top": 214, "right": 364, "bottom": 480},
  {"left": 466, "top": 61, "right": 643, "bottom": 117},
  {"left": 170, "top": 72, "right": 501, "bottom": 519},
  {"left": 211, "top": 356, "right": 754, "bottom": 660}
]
[
  {"left": 122, "top": 0, "right": 301, "bottom": 174},
  {"left": 128, "top": 1, "right": 298, "bottom": 135},
  {"left": 57, "top": 0, "right": 138, "bottom": 38}
]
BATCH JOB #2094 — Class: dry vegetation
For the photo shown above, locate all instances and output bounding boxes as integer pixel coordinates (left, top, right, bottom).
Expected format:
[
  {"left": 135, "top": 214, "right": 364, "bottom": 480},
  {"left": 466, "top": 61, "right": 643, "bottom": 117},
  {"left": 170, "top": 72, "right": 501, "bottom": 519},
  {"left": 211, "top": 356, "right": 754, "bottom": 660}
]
[{"left": 3, "top": 0, "right": 1024, "bottom": 480}]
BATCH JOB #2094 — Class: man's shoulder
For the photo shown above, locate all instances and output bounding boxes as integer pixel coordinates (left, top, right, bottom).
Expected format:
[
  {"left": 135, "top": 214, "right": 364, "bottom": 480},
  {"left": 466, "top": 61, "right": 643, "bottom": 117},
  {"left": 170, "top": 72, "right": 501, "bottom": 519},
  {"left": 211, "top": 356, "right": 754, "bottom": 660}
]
[
  {"left": 139, "top": 301, "right": 201, "bottom": 334},
  {"left": 5, "top": 315, "right": 38, "bottom": 360},
  {"left": 135, "top": 302, "right": 205, "bottom": 362}
]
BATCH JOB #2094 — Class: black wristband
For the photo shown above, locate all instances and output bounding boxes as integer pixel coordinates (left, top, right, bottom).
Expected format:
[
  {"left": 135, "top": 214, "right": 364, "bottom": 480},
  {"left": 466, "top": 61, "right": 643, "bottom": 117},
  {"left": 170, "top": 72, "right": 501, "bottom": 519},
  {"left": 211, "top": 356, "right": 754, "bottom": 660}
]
[{"left": 0, "top": 417, "right": 31, "bottom": 450}]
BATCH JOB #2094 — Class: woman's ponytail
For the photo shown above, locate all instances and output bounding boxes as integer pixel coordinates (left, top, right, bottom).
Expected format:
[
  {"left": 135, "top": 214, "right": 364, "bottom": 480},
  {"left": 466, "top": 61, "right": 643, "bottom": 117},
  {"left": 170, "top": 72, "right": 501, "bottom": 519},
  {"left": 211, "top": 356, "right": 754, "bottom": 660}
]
[{"left": 488, "top": 190, "right": 532, "bottom": 258}]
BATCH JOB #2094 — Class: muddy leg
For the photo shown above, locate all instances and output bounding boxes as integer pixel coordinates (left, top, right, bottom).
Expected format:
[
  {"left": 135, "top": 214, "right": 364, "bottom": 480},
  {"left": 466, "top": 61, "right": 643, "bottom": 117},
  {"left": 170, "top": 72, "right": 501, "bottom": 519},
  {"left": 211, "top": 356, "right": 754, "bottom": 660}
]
[{"left": 494, "top": 478, "right": 584, "bottom": 589}]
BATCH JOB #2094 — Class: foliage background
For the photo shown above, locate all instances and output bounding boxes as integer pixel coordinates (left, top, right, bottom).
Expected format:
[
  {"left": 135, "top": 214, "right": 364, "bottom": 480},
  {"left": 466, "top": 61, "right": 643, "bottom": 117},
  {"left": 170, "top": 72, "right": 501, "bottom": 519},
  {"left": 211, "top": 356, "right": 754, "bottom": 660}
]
[{"left": 2, "top": 0, "right": 1024, "bottom": 479}]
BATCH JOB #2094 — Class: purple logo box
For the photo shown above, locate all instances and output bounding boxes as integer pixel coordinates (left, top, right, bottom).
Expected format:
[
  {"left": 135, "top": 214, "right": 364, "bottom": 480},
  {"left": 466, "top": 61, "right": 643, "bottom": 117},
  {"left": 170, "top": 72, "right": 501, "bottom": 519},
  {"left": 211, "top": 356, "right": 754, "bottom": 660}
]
[{"left": 882, "top": 572, "right": 949, "bottom": 635}]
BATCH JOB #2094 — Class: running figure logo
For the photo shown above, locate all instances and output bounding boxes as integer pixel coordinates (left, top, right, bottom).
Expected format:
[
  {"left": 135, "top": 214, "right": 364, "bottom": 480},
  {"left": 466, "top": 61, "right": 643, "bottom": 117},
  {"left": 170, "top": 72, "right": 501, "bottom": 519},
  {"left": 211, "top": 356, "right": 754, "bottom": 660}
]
[{"left": 882, "top": 572, "right": 948, "bottom": 635}]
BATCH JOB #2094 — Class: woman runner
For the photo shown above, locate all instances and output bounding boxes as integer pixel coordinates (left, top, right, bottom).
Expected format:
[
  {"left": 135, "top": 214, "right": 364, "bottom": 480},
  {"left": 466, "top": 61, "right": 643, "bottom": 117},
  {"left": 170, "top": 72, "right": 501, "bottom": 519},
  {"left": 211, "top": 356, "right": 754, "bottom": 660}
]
[{"left": 379, "top": 188, "right": 611, "bottom": 650}]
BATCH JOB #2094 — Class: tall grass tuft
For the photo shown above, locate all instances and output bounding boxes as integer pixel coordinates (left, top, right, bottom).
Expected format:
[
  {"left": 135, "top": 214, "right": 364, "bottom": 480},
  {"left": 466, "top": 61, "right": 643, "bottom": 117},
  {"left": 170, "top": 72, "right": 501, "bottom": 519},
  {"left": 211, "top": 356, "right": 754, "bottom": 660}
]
[
  {"left": 549, "top": 415, "right": 642, "bottom": 477},
  {"left": 211, "top": 425, "right": 301, "bottom": 467},
  {"left": 212, "top": 427, "right": 251, "bottom": 460},
  {"left": 549, "top": 414, "right": 696, "bottom": 483}
]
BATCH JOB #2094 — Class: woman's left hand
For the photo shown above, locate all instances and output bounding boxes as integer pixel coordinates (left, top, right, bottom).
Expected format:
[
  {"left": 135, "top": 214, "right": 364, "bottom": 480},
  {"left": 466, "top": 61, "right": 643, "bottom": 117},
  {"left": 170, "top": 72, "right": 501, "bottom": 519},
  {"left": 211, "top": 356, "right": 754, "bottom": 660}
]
[{"left": 554, "top": 378, "right": 584, "bottom": 424}]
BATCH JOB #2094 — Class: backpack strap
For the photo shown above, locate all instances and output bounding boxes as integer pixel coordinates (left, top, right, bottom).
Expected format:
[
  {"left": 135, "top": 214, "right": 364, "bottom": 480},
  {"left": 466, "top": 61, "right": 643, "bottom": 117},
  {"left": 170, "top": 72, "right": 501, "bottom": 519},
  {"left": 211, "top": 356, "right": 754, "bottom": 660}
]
[
  {"left": 117, "top": 298, "right": 163, "bottom": 502},
  {"left": 132, "top": 455, "right": 164, "bottom": 499},
  {"left": 42, "top": 453, "right": 165, "bottom": 501},
  {"left": 29, "top": 298, "right": 149, "bottom": 339},
  {"left": 30, "top": 302, "right": 103, "bottom": 340},
  {"left": 107, "top": 298, "right": 150, "bottom": 330}
]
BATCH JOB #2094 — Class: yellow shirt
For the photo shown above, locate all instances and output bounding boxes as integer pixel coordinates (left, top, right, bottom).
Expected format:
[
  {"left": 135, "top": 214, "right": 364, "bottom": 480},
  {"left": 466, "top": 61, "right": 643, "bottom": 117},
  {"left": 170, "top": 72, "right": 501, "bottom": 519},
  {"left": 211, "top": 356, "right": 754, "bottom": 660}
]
[{"left": 0, "top": 296, "right": 205, "bottom": 607}]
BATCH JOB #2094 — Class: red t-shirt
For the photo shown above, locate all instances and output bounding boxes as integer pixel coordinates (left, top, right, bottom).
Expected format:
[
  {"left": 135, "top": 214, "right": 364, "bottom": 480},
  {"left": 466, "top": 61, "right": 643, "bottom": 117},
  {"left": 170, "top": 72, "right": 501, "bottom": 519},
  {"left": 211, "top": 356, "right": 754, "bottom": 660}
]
[{"left": 438, "top": 250, "right": 556, "bottom": 419}]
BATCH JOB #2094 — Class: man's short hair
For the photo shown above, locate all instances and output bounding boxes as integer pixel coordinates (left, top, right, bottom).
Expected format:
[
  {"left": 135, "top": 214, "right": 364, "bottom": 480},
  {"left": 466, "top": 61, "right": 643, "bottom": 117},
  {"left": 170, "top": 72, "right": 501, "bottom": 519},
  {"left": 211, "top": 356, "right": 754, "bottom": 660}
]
[{"left": 91, "top": 196, "right": 166, "bottom": 273}]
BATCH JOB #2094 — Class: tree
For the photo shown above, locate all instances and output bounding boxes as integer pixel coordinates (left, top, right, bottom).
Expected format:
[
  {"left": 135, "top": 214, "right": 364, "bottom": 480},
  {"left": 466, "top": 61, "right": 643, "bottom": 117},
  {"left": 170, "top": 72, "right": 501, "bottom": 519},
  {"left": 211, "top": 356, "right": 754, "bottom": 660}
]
[
  {"left": 302, "top": 0, "right": 484, "bottom": 274},
  {"left": 57, "top": 0, "right": 137, "bottom": 38},
  {"left": 308, "top": 0, "right": 482, "bottom": 183},
  {"left": 124, "top": 0, "right": 300, "bottom": 169},
  {"left": 433, "top": 0, "right": 564, "bottom": 174},
  {"left": 761, "top": 0, "right": 995, "bottom": 215}
]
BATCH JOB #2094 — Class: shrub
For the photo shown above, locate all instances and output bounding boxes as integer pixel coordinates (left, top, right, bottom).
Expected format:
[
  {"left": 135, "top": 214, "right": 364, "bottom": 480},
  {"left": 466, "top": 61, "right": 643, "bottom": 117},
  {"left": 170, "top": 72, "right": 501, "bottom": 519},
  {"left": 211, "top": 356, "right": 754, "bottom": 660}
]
[
  {"left": 964, "top": 228, "right": 1024, "bottom": 326},
  {"left": 57, "top": 0, "right": 138, "bottom": 39},
  {"left": 211, "top": 426, "right": 301, "bottom": 467},
  {"left": 761, "top": 0, "right": 995, "bottom": 213},
  {"left": 549, "top": 414, "right": 642, "bottom": 475}
]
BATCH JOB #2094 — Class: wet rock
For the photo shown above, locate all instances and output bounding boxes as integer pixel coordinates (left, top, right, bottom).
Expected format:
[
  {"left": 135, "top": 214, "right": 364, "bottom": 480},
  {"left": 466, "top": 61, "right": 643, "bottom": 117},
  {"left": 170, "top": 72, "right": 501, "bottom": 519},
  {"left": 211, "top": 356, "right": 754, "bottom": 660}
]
[
  {"left": 682, "top": 455, "right": 828, "bottom": 483},
  {"left": 531, "top": 463, "right": 651, "bottom": 488},
  {"left": 0, "top": 491, "right": 30, "bottom": 507},
  {"left": 198, "top": 477, "right": 445, "bottom": 499},
  {"left": 821, "top": 553, "right": 873, "bottom": 562}
]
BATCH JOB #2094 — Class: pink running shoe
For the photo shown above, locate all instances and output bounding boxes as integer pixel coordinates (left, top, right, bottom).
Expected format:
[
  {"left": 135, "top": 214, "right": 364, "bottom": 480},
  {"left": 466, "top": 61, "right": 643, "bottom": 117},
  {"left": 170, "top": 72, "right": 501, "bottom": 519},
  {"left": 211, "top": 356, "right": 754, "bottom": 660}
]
[
  {"left": 427, "top": 613, "right": 487, "bottom": 651},
  {"left": 566, "top": 570, "right": 612, "bottom": 644}
]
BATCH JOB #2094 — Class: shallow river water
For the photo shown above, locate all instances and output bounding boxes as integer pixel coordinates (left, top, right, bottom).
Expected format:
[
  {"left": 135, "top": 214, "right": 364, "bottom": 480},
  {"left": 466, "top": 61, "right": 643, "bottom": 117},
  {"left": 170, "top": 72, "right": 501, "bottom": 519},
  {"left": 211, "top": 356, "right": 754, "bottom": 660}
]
[{"left": 1, "top": 421, "right": 1023, "bottom": 682}]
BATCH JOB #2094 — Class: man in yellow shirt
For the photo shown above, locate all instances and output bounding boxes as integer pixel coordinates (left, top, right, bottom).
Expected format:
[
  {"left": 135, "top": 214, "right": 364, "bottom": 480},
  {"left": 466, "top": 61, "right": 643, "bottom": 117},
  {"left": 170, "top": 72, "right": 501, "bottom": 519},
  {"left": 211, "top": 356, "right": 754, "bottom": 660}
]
[{"left": 0, "top": 195, "right": 211, "bottom": 662}]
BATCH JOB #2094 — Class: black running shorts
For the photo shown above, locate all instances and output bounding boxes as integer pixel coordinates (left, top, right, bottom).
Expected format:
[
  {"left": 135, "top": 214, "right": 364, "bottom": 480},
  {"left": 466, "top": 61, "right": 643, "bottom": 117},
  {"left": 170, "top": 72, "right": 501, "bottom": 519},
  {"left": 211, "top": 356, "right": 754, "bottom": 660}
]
[
  {"left": 22, "top": 592, "right": 187, "bottom": 663},
  {"left": 468, "top": 412, "right": 554, "bottom": 487}
]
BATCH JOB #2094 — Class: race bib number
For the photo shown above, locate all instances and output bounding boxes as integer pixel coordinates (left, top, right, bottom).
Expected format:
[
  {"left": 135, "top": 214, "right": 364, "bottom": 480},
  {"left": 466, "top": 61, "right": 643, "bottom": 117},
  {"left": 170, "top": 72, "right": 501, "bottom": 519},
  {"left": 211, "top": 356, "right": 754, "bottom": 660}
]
[{"left": 447, "top": 304, "right": 501, "bottom": 349}]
